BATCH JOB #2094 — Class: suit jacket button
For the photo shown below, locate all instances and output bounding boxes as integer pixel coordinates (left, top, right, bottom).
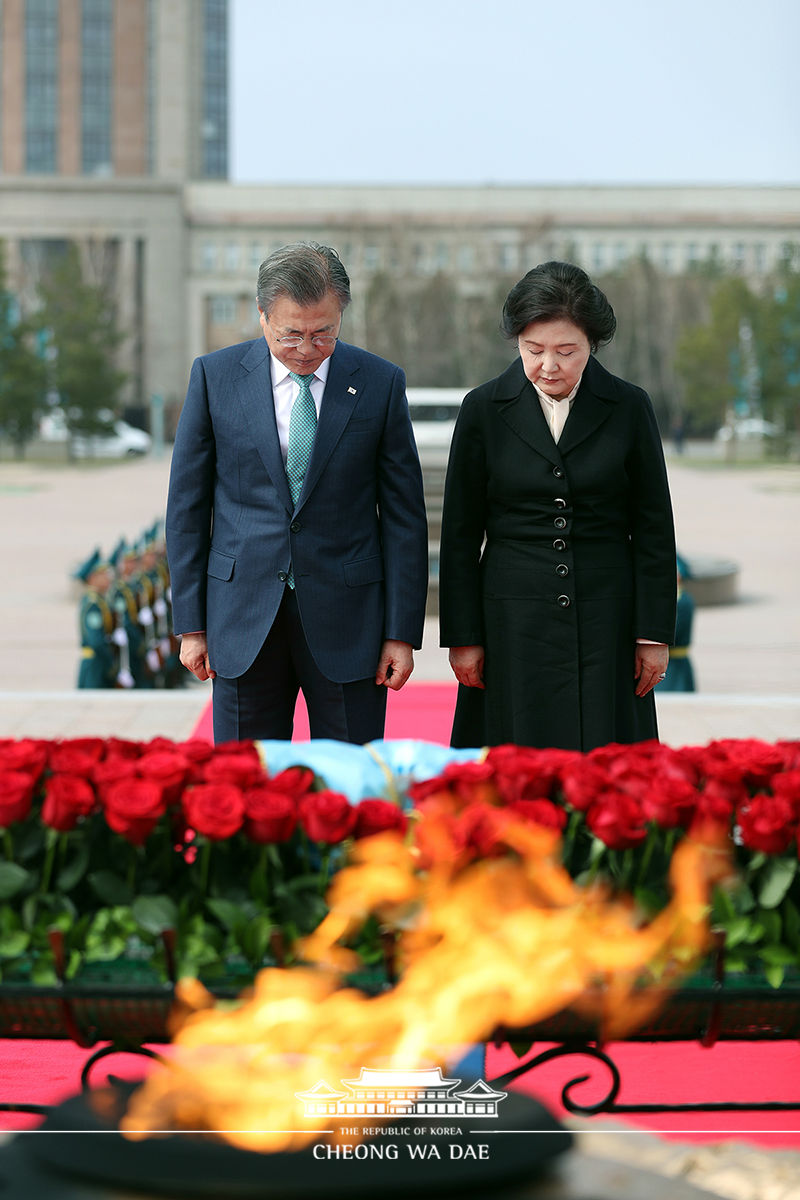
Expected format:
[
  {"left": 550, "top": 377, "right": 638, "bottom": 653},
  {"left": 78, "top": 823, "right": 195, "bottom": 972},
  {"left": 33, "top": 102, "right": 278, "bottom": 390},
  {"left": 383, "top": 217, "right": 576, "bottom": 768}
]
[
  {"left": 290, "top": 521, "right": 301, "bottom": 533},
  {"left": 553, "top": 466, "right": 564, "bottom": 478},
  {"left": 278, "top": 571, "right": 288, "bottom": 582},
  {"left": 557, "top": 594, "right": 571, "bottom": 608},
  {"left": 553, "top": 538, "right": 566, "bottom": 551},
  {"left": 554, "top": 497, "right": 567, "bottom": 509},
  {"left": 554, "top": 516, "right": 567, "bottom": 530},
  {"left": 556, "top": 563, "right": 569, "bottom": 577}
]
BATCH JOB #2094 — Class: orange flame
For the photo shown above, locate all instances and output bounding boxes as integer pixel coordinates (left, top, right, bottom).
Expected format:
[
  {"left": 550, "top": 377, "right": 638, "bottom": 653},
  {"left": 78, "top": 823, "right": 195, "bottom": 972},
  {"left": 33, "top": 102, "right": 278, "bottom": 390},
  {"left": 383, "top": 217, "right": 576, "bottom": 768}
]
[{"left": 121, "top": 814, "right": 730, "bottom": 1153}]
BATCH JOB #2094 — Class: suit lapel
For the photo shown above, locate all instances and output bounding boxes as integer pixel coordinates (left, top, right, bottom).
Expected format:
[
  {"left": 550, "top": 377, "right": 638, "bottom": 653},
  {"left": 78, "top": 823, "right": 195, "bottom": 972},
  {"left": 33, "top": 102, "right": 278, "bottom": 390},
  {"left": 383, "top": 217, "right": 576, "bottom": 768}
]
[
  {"left": 557, "top": 356, "right": 616, "bottom": 455},
  {"left": 493, "top": 359, "right": 562, "bottom": 468},
  {"left": 298, "top": 342, "right": 361, "bottom": 505},
  {"left": 236, "top": 339, "right": 294, "bottom": 513}
]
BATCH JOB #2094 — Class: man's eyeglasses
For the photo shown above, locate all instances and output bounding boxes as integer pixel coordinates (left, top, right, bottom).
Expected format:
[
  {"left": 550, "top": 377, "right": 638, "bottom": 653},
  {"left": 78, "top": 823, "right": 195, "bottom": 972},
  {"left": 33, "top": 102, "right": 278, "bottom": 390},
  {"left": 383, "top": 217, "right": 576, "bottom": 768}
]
[{"left": 267, "top": 319, "right": 338, "bottom": 350}]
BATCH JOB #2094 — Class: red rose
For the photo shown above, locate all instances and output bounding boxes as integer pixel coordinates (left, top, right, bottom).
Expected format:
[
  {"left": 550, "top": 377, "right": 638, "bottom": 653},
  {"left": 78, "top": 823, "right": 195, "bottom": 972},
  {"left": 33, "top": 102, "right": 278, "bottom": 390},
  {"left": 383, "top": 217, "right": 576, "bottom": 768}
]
[
  {"left": 47, "top": 742, "right": 101, "bottom": 776},
  {"left": 709, "top": 738, "right": 786, "bottom": 790},
  {"left": 737, "top": 793, "right": 796, "bottom": 855},
  {"left": 585, "top": 791, "right": 649, "bottom": 849},
  {"left": 772, "top": 770, "right": 800, "bottom": 819},
  {"left": 561, "top": 761, "right": 614, "bottom": 812},
  {"left": 200, "top": 753, "right": 267, "bottom": 789},
  {"left": 690, "top": 781, "right": 737, "bottom": 835},
  {"left": 777, "top": 740, "right": 800, "bottom": 771},
  {"left": 42, "top": 774, "right": 97, "bottom": 832},
  {"left": 243, "top": 787, "right": 297, "bottom": 843},
  {"left": 177, "top": 739, "right": 216, "bottom": 765},
  {"left": 353, "top": 798, "right": 408, "bottom": 841},
  {"left": 458, "top": 801, "right": 513, "bottom": 858},
  {"left": 0, "top": 771, "right": 36, "bottom": 827},
  {"left": 639, "top": 778, "right": 698, "bottom": 829},
  {"left": 268, "top": 766, "right": 315, "bottom": 798},
  {"left": 487, "top": 745, "right": 578, "bottom": 803},
  {"left": 136, "top": 750, "right": 191, "bottom": 805},
  {"left": 92, "top": 758, "right": 139, "bottom": 804},
  {"left": 182, "top": 783, "right": 245, "bottom": 840},
  {"left": 103, "top": 737, "right": 144, "bottom": 761},
  {"left": 298, "top": 791, "right": 356, "bottom": 843},
  {"left": 510, "top": 798, "right": 568, "bottom": 832},
  {"left": 409, "top": 760, "right": 497, "bottom": 809},
  {"left": 104, "top": 779, "right": 167, "bottom": 846},
  {"left": 0, "top": 739, "right": 48, "bottom": 784}
]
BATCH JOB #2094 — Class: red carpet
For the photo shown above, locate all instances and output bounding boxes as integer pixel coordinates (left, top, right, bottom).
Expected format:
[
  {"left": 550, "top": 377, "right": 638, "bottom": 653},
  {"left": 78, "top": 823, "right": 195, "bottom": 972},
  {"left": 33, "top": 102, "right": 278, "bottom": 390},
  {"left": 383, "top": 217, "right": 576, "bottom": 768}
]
[
  {"left": 3, "top": 682, "right": 799, "bottom": 1146},
  {"left": 188, "top": 681, "right": 458, "bottom": 744}
]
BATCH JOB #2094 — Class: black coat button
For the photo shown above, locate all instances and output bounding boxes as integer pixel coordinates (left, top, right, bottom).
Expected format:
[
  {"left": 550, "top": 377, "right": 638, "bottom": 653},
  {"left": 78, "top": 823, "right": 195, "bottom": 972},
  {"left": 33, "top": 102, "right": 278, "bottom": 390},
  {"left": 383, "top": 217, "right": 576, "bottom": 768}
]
[
  {"left": 553, "top": 467, "right": 564, "bottom": 478},
  {"left": 290, "top": 521, "right": 301, "bottom": 533},
  {"left": 557, "top": 594, "right": 571, "bottom": 608},
  {"left": 556, "top": 563, "right": 569, "bottom": 577},
  {"left": 554, "top": 497, "right": 567, "bottom": 509},
  {"left": 278, "top": 571, "right": 288, "bottom": 582},
  {"left": 553, "top": 538, "right": 566, "bottom": 551},
  {"left": 554, "top": 516, "right": 567, "bottom": 530}
]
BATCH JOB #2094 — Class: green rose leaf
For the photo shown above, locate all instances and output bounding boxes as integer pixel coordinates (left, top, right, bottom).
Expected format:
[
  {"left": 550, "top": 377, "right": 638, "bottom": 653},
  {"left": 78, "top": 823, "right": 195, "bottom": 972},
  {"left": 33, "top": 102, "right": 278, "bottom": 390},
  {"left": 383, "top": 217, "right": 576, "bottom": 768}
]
[
  {"left": 783, "top": 898, "right": 800, "bottom": 950},
  {"left": 0, "top": 930, "right": 30, "bottom": 958},
  {"left": 764, "top": 963, "right": 786, "bottom": 989},
  {"left": 756, "top": 857, "right": 797, "bottom": 909},
  {"left": 205, "top": 898, "right": 246, "bottom": 931},
  {"left": 88, "top": 870, "right": 133, "bottom": 906},
  {"left": 758, "top": 944, "right": 798, "bottom": 966},
  {"left": 56, "top": 842, "right": 91, "bottom": 892},
  {"left": 0, "top": 862, "right": 33, "bottom": 900},
  {"left": 132, "top": 895, "right": 178, "bottom": 935}
]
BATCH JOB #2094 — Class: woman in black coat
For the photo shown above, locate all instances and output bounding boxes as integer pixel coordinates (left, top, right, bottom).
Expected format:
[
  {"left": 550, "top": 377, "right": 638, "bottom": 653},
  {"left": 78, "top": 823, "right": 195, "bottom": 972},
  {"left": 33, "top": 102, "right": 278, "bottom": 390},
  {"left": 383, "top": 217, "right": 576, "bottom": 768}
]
[{"left": 439, "top": 262, "right": 676, "bottom": 751}]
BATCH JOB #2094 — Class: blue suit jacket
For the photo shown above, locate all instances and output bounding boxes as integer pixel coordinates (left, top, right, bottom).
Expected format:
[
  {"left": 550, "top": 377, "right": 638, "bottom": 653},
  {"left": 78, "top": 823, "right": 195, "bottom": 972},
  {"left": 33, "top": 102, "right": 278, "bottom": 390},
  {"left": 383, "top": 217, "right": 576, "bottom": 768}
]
[{"left": 166, "top": 338, "right": 428, "bottom": 682}]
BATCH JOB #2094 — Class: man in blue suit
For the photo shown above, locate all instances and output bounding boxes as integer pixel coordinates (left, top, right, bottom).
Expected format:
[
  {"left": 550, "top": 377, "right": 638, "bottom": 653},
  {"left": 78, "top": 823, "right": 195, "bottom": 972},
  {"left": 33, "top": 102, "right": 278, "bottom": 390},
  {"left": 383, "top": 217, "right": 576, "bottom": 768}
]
[{"left": 166, "top": 243, "right": 428, "bottom": 743}]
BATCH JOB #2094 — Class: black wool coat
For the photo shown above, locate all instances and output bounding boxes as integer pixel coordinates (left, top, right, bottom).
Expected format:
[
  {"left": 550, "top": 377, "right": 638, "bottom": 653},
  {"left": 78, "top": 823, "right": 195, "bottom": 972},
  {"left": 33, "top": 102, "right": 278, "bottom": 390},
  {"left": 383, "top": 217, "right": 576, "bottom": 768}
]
[{"left": 439, "top": 354, "right": 677, "bottom": 751}]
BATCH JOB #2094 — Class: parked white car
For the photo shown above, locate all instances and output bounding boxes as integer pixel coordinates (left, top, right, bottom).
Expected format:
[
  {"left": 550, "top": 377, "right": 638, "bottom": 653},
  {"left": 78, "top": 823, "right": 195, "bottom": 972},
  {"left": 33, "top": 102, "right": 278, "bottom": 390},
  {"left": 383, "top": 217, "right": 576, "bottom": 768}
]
[
  {"left": 407, "top": 389, "right": 466, "bottom": 455},
  {"left": 39, "top": 408, "right": 151, "bottom": 458},
  {"left": 716, "top": 417, "right": 780, "bottom": 442}
]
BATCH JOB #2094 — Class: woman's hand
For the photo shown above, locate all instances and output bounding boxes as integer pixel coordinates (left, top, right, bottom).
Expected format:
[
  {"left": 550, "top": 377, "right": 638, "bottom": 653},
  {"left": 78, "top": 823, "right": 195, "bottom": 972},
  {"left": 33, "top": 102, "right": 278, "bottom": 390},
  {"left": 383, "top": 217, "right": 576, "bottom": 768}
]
[
  {"left": 634, "top": 642, "right": 669, "bottom": 697},
  {"left": 449, "top": 645, "right": 485, "bottom": 689}
]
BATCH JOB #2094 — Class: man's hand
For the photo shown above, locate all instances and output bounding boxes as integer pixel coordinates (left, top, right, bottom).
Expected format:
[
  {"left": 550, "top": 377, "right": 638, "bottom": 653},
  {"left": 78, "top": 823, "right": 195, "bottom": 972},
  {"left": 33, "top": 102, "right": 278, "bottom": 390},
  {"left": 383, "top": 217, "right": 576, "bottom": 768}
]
[
  {"left": 180, "top": 632, "right": 216, "bottom": 682},
  {"left": 634, "top": 641, "right": 669, "bottom": 697},
  {"left": 375, "top": 639, "right": 414, "bottom": 691},
  {"left": 448, "top": 645, "right": 485, "bottom": 689}
]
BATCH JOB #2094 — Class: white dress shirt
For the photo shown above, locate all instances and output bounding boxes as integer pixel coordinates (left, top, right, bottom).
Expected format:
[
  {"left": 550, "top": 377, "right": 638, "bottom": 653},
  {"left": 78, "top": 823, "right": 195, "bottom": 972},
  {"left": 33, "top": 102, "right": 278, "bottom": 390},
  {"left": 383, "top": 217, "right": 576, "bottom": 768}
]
[
  {"left": 270, "top": 355, "right": 331, "bottom": 463},
  {"left": 533, "top": 377, "right": 581, "bottom": 443}
]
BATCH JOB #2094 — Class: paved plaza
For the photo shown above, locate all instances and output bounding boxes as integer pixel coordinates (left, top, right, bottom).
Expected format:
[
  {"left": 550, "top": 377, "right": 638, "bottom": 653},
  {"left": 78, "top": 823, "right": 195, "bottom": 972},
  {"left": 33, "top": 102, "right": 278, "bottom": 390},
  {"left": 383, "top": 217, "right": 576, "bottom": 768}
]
[
  {"left": 0, "top": 445, "right": 797, "bottom": 743},
  {"left": 0, "top": 447, "right": 799, "bottom": 1195}
]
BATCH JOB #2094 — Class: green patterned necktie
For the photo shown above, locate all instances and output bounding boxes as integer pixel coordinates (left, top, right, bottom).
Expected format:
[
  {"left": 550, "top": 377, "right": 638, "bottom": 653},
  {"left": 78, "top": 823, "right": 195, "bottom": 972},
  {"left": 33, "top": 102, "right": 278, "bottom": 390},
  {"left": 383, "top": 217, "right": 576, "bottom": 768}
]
[
  {"left": 285, "top": 372, "right": 317, "bottom": 588},
  {"left": 286, "top": 372, "right": 317, "bottom": 505}
]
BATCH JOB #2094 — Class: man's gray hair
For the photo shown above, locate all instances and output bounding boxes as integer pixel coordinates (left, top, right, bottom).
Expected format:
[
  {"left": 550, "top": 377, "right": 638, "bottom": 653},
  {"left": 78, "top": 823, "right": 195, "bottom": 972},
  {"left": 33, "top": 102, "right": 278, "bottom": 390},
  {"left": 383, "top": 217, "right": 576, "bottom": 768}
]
[{"left": 256, "top": 242, "right": 351, "bottom": 315}]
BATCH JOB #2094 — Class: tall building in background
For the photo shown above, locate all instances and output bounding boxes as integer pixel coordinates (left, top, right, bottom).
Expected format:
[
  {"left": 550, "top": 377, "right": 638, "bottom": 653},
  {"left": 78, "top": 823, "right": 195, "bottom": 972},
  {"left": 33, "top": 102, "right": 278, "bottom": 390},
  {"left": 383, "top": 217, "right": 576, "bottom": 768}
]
[
  {"left": 0, "top": 0, "right": 228, "bottom": 414},
  {"left": 0, "top": 0, "right": 228, "bottom": 179}
]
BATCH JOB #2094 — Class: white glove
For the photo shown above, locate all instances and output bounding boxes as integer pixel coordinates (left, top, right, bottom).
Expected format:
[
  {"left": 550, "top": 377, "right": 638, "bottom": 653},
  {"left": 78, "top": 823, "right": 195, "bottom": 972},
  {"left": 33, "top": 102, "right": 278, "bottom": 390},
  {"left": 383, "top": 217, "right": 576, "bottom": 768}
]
[
  {"left": 112, "top": 627, "right": 129, "bottom": 647},
  {"left": 116, "top": 668, "right": 135, "bottom": 689},
  {"left": 146, "top": 648, "right": 161, "bottom": 672},
  {"left": 139, "top": 606, "right": 154, "bottom": 627}
]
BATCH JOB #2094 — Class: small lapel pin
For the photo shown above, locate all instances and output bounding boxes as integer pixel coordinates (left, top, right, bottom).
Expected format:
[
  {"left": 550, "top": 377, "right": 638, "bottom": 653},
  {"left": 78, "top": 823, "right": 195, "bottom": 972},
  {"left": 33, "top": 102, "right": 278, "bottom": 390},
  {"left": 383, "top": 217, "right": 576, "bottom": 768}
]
[{"left": 347, "top": 386, "right": 357, "bottom": 395}]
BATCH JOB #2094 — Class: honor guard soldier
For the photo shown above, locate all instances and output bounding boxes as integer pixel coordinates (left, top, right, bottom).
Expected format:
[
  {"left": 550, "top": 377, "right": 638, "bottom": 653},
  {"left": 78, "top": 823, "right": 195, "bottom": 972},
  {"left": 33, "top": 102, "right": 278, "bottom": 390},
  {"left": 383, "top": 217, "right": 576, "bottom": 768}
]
[{"left": 75, "top": 550, "right": 116, "bottom": 688}]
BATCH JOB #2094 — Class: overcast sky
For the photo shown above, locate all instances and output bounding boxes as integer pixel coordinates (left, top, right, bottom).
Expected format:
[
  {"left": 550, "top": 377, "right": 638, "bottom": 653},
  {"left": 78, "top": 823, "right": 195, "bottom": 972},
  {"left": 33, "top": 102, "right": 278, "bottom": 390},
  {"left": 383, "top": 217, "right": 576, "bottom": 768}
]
[{"left": 229, "top": 0, "right": 800, "bottom": 186}]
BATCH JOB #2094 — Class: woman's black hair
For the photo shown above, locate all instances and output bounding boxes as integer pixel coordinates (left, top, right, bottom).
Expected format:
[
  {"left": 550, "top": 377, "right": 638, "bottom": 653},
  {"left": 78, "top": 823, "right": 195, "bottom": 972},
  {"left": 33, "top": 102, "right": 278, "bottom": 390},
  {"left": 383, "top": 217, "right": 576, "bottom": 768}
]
[{"left": 501, "top": 260, "right": 616, "bottom": 351}]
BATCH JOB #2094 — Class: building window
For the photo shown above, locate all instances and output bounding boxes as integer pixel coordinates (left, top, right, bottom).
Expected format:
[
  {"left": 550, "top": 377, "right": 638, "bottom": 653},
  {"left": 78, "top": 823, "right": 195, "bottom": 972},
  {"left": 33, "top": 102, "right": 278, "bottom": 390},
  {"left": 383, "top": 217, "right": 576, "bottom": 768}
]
[
  {"left": 200, "top": 242, "right": 217, "bottom": 272},
  {"left": 249, "top": 242, "right": 264, "bottom": 271},
  {"left": 25, "top": 0, "right": 59, "bottom": 173},
  {"left": 223, "top": 242, "right": 240, "bottom": 271},
  {"left": 591, "top": 243, "right": 606, "bottom": 272},
  {"left": 433, "top": 241, "right": 450, "bottom": 271},
  {"left": 660, "top": 242, "right": 674, "bottom": 271},
  {"left": 613, "top": 242, "right": 628, "bottom": 267},
  {"left": 497, "top": 242, "right": 518, "bottom": 272},
  {"left": 202, "top": 0, "right": 228, "bottom": 178},
  {"left": 363, "top": 245, "right": 381, "bottom": 272},
  {"left": 209, "top": 295, "right": 237, "bottom": 324},
  {"left": 457, "top": 244, "right": 475, "bottom": 273},
  {"left": 82, "top": 0, "right": 113, "bottom": 175}
]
